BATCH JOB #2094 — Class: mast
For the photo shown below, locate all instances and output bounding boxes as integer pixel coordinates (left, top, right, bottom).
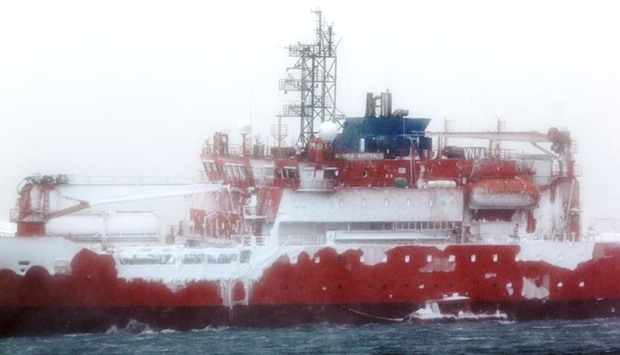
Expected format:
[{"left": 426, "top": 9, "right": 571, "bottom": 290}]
[{"left": 280, "top": 10, "right": 338, "bottom": 145}]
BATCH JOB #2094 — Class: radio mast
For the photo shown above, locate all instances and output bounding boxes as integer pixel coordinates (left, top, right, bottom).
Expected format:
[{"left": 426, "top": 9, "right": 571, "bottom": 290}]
[{"left": 280, "top": 10, "right": 338, "bottom": 145}]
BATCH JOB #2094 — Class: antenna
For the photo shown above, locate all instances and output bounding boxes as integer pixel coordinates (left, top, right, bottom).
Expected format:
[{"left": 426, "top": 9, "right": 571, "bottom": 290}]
[
  {"left": 279, "top": 10, "right": 338, "bottom": 145},
  {"left": 270, "top": 114, "right": 289, "bottom": 148}
]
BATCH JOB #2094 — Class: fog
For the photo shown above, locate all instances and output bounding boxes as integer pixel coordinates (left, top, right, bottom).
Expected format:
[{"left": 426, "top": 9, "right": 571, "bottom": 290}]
[{"left": 1, "top": 0, "right": 619, "bottom": 222}]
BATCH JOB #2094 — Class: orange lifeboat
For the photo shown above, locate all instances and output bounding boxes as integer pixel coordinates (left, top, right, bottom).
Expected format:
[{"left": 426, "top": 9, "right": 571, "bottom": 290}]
[{"left": 466, "top": 179, "right": 539, "bottom": 209}]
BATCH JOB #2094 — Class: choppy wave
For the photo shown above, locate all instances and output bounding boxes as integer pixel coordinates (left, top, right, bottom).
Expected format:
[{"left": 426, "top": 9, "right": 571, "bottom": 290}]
[
  {"left": 191, "top": 325, "right": 231, "bottom": 333},
  {"left": 3, "top": 318, "right": 620, "bottom": 354},
  {"left": 105, "top": 319, "right": 153, "bottom": 335}
]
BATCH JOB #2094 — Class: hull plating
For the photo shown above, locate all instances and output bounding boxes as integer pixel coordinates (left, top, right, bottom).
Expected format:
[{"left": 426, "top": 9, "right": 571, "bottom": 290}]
[{"left": 2, "top": 242, "right": 620, "bottom": 336}]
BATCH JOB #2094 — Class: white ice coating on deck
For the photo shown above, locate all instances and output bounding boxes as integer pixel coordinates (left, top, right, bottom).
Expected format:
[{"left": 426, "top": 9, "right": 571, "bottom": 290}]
[
  {"left": 0, "top": 237, "right": 84, "bottom": 275},
  {"left": 114, "top": 243, "right": 399, "bottom": 285},
  {"left": 0, "top": 233, "right": 602, "bottom": 308},
  {"left": 0, "top": 236, "right": 399, "bottom": 289},
  {"left": 515, "top": 242, "right": 594, "bottom": 270},
  {"left": 113, "top": 241, "right": 467, "bottom": 308}
]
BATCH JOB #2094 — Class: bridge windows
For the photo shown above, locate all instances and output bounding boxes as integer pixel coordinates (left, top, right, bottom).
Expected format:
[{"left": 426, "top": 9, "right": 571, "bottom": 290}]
[
  {"left": 299, "top": 166, "right": 338, "bottom": 190},
  {"left": 278, "top": 167, "right": 299, "bottom": 179},
  {"left": 203, "top": 161, "right": 217, "bottom": 173},
  {"left": 250, "top": 164, "right": 275, "bottom": 182}
]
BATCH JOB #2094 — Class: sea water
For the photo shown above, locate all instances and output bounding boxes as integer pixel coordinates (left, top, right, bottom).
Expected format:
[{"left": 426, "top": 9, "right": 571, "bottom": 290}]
[{"left": 2, "top": 318, "right": 620, "bottom": 354}]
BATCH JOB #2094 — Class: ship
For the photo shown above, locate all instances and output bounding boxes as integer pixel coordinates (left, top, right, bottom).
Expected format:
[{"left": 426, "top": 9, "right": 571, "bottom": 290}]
[{"left": 2, "top": 12, "right": 619, "bottom": 337}]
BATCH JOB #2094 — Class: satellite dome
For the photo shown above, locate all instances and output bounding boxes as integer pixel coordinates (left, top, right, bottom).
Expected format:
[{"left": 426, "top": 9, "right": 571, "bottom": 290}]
[{"left": 318, "top": 121, "right": 340, "bottom": 141}]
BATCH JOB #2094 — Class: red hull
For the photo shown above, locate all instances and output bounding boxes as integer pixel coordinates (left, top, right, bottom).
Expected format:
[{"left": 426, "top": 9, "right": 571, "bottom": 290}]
[{"left": 3, "top": 243, "right": 620, "bottom": 336}]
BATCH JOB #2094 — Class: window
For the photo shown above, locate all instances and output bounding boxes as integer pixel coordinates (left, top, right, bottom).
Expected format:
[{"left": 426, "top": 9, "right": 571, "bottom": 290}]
[
  {"left": 182, "top": 254, "right": 205, "bottom": 264},
  {"left": 323, "top": 168, "right": 338, "bottom": 179},
  {"left": 203, "top": 161, "right": 216, "bottom": 173},
  {"left": 252, "top": 166, "right": 264, "bottom": 178},
  {"left": 301, "top": 167, "right": 315, "bottom": 179},
  {"left": 281, "top": 167, "right": 299, "bottom": 179}
]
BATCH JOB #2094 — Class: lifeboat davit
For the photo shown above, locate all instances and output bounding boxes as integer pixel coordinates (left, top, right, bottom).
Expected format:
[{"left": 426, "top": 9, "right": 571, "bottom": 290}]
[{"left": 466, "top": 179, "right": 539, "bottom": 209}]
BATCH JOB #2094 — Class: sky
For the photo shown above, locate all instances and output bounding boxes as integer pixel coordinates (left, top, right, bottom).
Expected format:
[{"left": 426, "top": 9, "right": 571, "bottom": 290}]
[{"left": 0, "top": 0, "right": 619, "bottom": 222}]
